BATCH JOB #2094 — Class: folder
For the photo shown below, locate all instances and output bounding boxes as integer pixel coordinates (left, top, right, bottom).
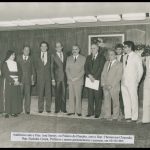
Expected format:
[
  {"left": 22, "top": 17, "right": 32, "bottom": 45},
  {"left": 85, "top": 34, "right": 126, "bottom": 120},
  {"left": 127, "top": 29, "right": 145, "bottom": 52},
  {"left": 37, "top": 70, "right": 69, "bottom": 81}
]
[{"left": 85, "top": 77, "right": 99, "bottom": 91}]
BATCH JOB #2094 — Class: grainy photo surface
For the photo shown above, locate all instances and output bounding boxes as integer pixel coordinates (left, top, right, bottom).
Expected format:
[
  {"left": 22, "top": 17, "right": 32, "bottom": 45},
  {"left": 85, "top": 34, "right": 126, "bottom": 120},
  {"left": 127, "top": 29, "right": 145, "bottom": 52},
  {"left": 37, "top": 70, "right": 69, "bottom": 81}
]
[{"left": 0, "top": 2, "right": 150, "bottom": 148}]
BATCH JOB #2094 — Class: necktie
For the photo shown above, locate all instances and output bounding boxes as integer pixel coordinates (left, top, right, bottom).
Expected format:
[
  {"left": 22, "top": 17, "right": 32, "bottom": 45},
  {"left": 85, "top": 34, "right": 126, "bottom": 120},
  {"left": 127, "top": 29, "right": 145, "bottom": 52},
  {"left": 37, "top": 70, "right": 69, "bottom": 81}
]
[
  {"left": 125, "top": 55, "right": 129, "bottom": 66},
  {"left": 108, "top": 61, "right": 112, "bottom": 72},
  {"left": 42, "top": 52, "right": 45, "bottom": 65},
  {"left": 92, "top": 55, "right": 96, "bottom": 67},
  {"left": 120, "top": 54, "right": 123, "bottom": 63},
  {"left": 74, "top": 56, "right": 77, "bottom": 63},
  {"left": 60, "top": 52, "right": 63, "bottom": 62}
]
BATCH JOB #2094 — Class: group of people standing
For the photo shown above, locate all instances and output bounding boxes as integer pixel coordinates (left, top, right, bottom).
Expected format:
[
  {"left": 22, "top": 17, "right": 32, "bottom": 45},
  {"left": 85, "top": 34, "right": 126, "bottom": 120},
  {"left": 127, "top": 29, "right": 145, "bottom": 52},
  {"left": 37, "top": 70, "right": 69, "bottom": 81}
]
[{"left": 0, "top": 40, "right": 149, "bottom": 124}]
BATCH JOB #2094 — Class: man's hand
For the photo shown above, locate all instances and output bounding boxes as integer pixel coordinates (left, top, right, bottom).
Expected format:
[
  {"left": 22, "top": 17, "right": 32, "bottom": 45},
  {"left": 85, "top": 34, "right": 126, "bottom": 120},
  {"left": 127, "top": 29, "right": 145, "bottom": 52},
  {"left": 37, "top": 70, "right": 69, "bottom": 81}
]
[
  {"left": 88, "top": 74, "right": 95, "bottom": 82},
  {"left": 52, "top": 80, "right": 56, "bottom": 86},
  {"left": 72, "top": 77, "right": 78, "bottom": 82},
  {"left": 31, "top": 81, "right": 35, "bottom": 86}
]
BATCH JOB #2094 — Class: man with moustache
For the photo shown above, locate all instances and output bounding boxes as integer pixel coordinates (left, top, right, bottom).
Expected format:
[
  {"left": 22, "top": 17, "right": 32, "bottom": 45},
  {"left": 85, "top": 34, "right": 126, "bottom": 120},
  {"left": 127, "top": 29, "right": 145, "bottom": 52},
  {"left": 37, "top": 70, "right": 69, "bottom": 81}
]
[{"left": 66, "top": 45, "right": 86, "bottom": 116}]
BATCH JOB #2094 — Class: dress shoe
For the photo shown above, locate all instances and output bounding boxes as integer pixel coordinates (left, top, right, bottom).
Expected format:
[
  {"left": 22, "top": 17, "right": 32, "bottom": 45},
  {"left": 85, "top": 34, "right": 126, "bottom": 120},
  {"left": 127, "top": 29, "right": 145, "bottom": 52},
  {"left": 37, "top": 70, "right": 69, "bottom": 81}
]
[
  {"left": 54, "top": 111, "right": 59, "bottom": 113},
  {"left": 38, "top": 111, "right": 43, "bottom": 113},
  {"left": 77, "top": 114, "right": 82, "bottom": 116},
  {"left": 11, "top": 114, "right": 18, "bottom": 117},
  {"left": 95, "top": 115, "right": 100, "bottom": 118},
  {"left": 46, "top": 111, "right": 51, "bottom": 113},
  {"left": 63, "top": 111, "right": 67, "bottom": 113},
  {"left": 26, "top": 112, "right": 30, "bottom": 115},
  {"left": 86, "top": 114, "right": 91, "bottom": 117},
  {"left": 67, "top": 113, "right": 75, "bottom": 116},
  {"left": 5, "top": 114, "right": 9, "bottom": 118},
  {"left": 126, "top": 118, "right": 132, "bottom": 122}
]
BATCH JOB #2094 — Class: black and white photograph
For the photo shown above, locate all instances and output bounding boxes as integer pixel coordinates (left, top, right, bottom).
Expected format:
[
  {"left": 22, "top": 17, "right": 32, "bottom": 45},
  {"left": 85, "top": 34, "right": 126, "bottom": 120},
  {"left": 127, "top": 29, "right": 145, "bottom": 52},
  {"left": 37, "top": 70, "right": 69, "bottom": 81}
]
[{"left": 0, "top": 2, "right": 150, "bottom": 148}]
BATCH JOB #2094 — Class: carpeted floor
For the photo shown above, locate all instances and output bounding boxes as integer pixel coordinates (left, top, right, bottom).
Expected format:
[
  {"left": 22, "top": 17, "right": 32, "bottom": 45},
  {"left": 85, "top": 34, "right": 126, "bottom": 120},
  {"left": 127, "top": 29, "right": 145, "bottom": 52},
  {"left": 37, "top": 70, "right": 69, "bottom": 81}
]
[{"left": 0, "top": 96, "right": 149, "bottom": 148}]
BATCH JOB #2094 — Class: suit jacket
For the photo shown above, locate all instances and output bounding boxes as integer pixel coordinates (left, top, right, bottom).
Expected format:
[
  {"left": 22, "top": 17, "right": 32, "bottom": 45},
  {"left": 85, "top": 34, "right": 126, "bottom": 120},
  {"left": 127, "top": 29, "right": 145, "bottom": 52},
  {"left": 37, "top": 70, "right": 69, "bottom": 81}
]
[
  {"left": 34, "top": 51, "right": 51, "bottom": 83},
  {"left": 51, "top": 52, "right": 67, "bottom": 82},
  {"left": 66, "top": 54, "right": 86, "bottom": 85},
  {"left": 17, "top": 55, "right": 36, "bottom": 85},
  {"left": 122, "top": 51, "right": 143, "bottom": 85},
  {"left": 84, "top": 52, "right": 106, "bottom": 82},
  {"left": 101, "top": 60, "right": 123, "bottom": 90}
]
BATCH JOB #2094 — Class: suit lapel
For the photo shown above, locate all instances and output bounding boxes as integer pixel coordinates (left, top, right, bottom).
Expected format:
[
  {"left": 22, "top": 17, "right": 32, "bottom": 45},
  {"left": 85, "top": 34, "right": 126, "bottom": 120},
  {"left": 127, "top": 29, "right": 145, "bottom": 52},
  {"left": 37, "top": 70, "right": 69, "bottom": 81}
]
[{"left": 55, "top": 52, "right": 63, "bottom": 64}]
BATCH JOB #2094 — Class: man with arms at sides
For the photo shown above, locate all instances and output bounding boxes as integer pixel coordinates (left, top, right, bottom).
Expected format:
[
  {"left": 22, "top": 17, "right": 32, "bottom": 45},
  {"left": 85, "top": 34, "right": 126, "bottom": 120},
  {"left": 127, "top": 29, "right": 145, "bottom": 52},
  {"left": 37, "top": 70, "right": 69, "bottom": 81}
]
[
  {"left": 66, "top": 45, "right": 86, "bottom": 116},
  {"left": 101, "top": 50, "right": 123, "bottom": 121},
  {"left": 51, "top": 42, "right": 67, "bottom": 114},
  {"left": 34, "top": 41, "right": 52, "bottom": 113},
  {"left": 17, "top": 46, "right": 36, "bottom": 114},
  {"left": 84, "top": 44, "right": 106, "bottom": 118},
  {"left": 115, "top": 43, "right": 125, "bottom": 120},
  {"left": 121, "top": 41, "right": 143, "bottom": 122}
]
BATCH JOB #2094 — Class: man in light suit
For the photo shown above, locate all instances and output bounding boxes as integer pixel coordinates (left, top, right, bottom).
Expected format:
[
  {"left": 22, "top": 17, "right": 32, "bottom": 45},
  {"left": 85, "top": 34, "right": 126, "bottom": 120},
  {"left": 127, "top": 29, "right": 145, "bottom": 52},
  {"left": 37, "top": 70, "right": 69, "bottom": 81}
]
[
  {"left": 101, "top": 50, "right": 123, "bottom": 121},
  {"left": 17, "top": 46, "right": 36, "bottom": 114},
  {"left": 51, "top": 42, "right": 67, "bottom": 113},
  {"left": 34, "top": 41, "right": 52, "bottom": 113},
  {"left": 121, "top": 41, "right": 143, "bottom": 122},
  {"left": 66, "top": 45, "right": 86, "bottom": 116}
]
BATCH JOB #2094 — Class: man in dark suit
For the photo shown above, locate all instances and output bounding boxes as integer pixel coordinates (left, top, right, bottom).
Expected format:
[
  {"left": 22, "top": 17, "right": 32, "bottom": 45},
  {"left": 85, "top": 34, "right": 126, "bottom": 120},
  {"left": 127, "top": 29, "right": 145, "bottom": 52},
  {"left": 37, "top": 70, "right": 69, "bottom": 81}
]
[
  {"left": 17, "top": 46, "right": 36, "bottom": 114},
  {"left": 34, "top": 41, "right": 52, "bottom": 113},
  {"left": 84, "top": 44, "right": 106, "bottom": 118},
  {"left": 51, "top": 42, "right": 67, "bottom": 113}
]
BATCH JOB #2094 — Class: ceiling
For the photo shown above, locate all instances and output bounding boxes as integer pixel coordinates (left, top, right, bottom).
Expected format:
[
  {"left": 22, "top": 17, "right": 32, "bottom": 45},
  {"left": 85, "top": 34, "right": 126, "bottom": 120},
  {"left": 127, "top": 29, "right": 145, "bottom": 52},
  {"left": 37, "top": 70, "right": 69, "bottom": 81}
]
[{"left": 0, "top": 2, "right": 150, "bottom": 31}]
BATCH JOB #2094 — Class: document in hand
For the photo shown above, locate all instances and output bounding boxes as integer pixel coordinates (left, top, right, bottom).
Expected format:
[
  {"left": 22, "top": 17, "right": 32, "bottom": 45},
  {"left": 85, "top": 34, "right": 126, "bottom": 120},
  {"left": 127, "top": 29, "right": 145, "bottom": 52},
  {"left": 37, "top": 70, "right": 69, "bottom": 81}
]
[{"left": 85, "top": 77, "right": 99, "bottom": 91}]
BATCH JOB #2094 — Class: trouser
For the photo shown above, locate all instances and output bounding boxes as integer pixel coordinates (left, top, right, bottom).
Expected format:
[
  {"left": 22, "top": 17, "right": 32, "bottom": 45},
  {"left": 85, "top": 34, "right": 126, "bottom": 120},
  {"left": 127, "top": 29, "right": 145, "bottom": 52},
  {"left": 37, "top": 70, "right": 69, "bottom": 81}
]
[
  {"left": 121, "top": 83, "right": 138, "bottom": 120},
  {"left": 103, "top": 88, "right": 120, "bottom": 119},
  {"left": 68, "top": 82, "right": 83, "bottom": 114},
  {"left": 119, "top": 90, "right": 124, "bottom": 115},
  {"left": 87, "top": 87, "right": 103, "bottom": 116},
  {"left": 38, "top": 80, "right": 52, "bottom": 112},
  {"left": 0, "top": 78, "right": 4, "bottom": 113},
  {"left": 55, "top": 81, "right": 66, "bottom": 112},
  {"left": 21, "top": 83, "right": 31, "bottom": 113}
]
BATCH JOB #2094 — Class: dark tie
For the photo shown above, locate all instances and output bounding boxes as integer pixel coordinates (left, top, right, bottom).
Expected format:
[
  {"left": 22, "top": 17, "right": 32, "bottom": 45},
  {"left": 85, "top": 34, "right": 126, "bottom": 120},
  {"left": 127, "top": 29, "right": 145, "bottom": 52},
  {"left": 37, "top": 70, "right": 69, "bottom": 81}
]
[
  {"left": 108, "top": 61, "right": 112, "bottom": 72},
  {"left": 125, "top": 55, "right": 129, "bottom": 66},
  {"left": 24, "top": 56, "right": 27, "bottom": 61},
  {"left": 120, "top": 54, "right": 123, "bottom": 63},
  {"left": 60, "top": 52, "right": 63, "bottom": 62},
  {"left": 41, "top": 53, "right": 45, "bottom": 64},
  {"left": 74, "top": 56, "right": 76, "bottom": 63}
]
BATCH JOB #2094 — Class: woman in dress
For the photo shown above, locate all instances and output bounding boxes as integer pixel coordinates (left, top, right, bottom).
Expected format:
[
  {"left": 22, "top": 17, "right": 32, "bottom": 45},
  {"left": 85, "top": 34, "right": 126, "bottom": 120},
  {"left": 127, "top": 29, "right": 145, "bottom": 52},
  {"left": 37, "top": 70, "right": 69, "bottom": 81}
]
[
  {"left": 2, "top": 50, "right": 22, "bottom": 118},
  {"left": 141, "top": 49, "right": 150, "bottom": 123}
]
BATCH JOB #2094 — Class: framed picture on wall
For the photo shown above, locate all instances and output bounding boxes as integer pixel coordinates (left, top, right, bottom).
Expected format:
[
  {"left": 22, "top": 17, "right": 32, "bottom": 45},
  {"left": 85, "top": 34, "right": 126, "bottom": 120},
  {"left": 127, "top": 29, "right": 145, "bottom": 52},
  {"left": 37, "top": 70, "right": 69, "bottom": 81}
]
[{"left": 88, "top": 34, "right": 125, "bottom": 54}]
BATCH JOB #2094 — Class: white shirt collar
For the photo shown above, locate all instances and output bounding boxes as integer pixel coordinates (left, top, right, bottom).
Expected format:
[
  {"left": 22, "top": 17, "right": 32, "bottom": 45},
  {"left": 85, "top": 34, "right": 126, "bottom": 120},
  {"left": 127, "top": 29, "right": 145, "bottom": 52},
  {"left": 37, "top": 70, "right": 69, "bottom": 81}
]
[
  {"left": 127, "top": 51, "right": 134, "bottom": 57},
  {"left": 93, "top": 52, "right": 98, "bottom": 59},
  {"left": 23, "top": 55, "right": 29, "bottom": 60},
  {"left": 73, "top": 54, "right": 79, "bottom": 59},
  {"left": 109, "top": 59, "right": 117, "bottom": 66}
]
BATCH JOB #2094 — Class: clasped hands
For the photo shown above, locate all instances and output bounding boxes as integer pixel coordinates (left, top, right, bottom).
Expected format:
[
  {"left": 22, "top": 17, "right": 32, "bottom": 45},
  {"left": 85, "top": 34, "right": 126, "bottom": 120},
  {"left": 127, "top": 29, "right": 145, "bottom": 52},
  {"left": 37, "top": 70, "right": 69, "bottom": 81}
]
[{"left": 88, "top": 74, "right": 95, "bottom": 82}]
